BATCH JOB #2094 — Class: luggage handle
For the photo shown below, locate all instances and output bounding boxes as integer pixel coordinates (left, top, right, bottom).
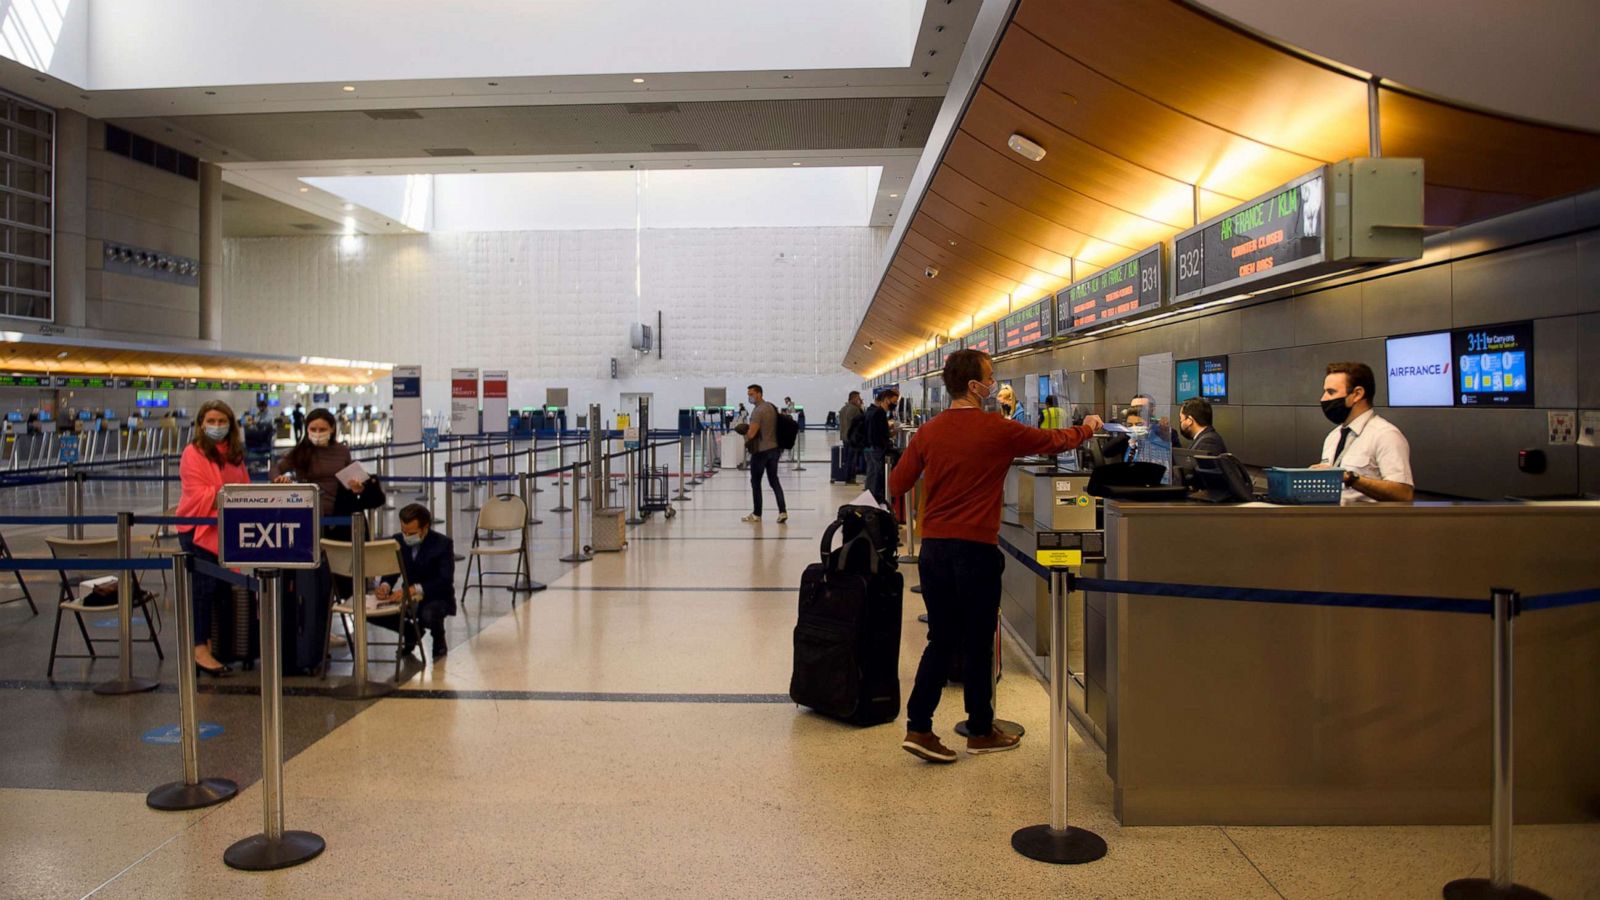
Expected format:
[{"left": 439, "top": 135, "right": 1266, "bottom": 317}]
[{"left": 818, "top": 519, "right": 878, "bottom": 576}]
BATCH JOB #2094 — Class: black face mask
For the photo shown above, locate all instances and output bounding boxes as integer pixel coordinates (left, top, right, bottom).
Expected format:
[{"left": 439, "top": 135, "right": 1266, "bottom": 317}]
[{"left": 1320, "top": 395, "right": 1352, "bottom": 425}]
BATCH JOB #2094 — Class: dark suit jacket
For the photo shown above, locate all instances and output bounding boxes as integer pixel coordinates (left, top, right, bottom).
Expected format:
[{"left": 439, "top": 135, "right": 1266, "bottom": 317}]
[
  {"left": 382, "top": 530, "right": 456, "bottom": 616},
  {"left": 1187, "top": 427, "right": 1228, "bottom": 457}
]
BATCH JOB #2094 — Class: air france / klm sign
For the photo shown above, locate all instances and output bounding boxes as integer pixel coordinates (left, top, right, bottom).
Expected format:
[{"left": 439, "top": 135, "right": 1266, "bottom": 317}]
[{"left": 217, "top": 484, "right": 322, "bottom": 569}]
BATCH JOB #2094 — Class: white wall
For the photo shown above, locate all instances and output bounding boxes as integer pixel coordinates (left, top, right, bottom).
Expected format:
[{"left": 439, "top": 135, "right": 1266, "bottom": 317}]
[
  {"left": 84, "top": 0, "right": 923, "bottom": 90},
  {"left": 223, "top": 225, "right": 886, "bottom": 423},
  {"left": 0, "top": 0, "right": 88, "bottom": 84}
]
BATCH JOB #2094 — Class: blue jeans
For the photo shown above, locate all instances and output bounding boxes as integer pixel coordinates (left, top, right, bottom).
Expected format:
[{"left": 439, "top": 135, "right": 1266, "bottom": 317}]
[{"left": 748, "top": 448, "right": 787, "bottom": 516}]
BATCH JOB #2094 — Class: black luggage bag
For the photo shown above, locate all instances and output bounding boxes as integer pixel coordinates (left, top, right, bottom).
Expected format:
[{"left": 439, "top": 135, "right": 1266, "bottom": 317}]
[
  {"left": 829, "top": 445, "right": 853, "bottom": 483},
  {"left": 210, "top": 584, "right": 259, "bottom": 668},
  {"left": 790, "top": 505, "right": 903, "bottom": 726},
  {"left": 284, "top": 562, "right": 332, "bottom": 676}
]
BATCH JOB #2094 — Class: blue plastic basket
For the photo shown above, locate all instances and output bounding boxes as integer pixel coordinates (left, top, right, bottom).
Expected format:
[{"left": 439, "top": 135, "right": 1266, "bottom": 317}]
[{"left": 1264, "top": 467, "right": 1344, "bottom": 504}]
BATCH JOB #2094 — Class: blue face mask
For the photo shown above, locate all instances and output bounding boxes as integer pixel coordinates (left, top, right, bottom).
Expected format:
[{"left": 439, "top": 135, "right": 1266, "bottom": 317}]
[{"left": 203, "top": 425, "right": 230, "bottom": 442}]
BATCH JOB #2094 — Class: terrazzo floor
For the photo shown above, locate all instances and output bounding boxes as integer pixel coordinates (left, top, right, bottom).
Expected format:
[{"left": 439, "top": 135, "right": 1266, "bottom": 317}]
[{"left": 1, "top": 434, "right": 1596, "bottom": 898}]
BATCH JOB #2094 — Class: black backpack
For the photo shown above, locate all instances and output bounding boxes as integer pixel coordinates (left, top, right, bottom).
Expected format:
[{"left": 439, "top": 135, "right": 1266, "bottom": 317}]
[
  {"left": 775, "top": 411, "right": 800, "bottom": 450},
  {"left": 826, "top": 503, "right": 899, "bottom": 573}
]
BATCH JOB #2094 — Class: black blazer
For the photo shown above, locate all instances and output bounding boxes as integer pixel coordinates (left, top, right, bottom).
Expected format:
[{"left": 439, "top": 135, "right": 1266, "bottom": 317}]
[
  {"left": 382, "top": 530, "right": 457, "bottom": 616},
  {"left": 1187, "top": 427, "right": 1228, "bottom": 457}
]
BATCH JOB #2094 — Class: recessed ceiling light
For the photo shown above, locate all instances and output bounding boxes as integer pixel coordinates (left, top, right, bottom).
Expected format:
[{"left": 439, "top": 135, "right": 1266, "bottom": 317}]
[
  {"left": 889, "top": 193, "right": 899, "bottom": 198},
  {"left": 342, "top": 203, "right": 355, "bottom": 211},
  {"left": 342, "top": 85, "right": 356, "bottom": 92},
  {"left": 298, "top": 187, "right": 309, "bottom": 192},
  {"left": 632, "top": 77, "right": 645, "bottom": 84},
  {"left": 948, "top": 240, "right": 956, "bottom": 246},
  {"left": 1007, "top": 133, "right": 1047, "bottom": 162}
]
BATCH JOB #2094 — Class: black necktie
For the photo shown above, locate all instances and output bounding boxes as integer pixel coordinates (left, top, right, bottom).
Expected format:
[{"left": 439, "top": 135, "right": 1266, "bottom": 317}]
[{"left": 1332, "top": 426, "right": 1352, "bottom": 464}]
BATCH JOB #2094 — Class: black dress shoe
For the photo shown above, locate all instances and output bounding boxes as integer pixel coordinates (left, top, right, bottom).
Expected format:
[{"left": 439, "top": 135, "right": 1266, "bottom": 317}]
[
  {"left": 431, "top": 638, "right": 448, "bottom": 659},
  {"left": 196, "top": 661, "right": 231, "bottom": 678}
]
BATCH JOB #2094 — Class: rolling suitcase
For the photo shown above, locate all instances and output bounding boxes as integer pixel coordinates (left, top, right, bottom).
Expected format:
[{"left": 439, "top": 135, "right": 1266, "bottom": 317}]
[
  {"left": 790, "top": 506, "right": 903, "bottom": 726},
  {"left": 210, "top": 584, "right": 259, "bottom": 669},
  {"left": 285, "top": 563, "right": 332, "bottom": 676},
  {"left": 829, "top": 445, "right": 852, "bottom": 483}
]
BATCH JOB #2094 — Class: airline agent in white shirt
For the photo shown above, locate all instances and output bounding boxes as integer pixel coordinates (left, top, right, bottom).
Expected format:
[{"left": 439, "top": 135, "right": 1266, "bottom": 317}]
[{"left": 1313, "top": 362, "right": 1414, "bottom": 504}]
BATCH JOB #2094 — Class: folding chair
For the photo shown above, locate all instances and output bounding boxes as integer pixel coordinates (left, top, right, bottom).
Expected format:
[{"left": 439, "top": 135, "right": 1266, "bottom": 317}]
[
  {"left": 0, "top": 530, "right": 37, "bottom": 615},
  {"left": 323, "top": 537, "right": 423, "bottom": 677},
  {"left": 45, "top": 537, "right": 164, "bottom": 678},
  {"left": 459, "top": 493, "right": 530, "bottom": 605}
]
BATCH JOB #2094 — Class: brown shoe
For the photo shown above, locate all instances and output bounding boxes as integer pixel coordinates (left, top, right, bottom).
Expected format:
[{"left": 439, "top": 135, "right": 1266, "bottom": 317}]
[
  {"left": 901, "top": 731, "right": 957, "bottom": 763},
  {"left": 966, "top": 726, "right": 1022, "bottom": 755}
]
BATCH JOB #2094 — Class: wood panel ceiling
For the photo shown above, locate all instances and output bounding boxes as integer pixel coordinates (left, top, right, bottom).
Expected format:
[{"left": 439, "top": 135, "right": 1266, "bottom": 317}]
[
  {"left": 0, "top": 340, "right": 388, "bottom": 386},
  {"left": 847, "top": 0, "right": 1600, "bottom": 375}
]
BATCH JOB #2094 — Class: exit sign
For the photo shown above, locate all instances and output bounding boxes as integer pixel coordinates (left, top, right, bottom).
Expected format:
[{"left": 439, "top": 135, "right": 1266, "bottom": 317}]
[{"left": 217, "top": 484, "right": 321, "bottom": 569}]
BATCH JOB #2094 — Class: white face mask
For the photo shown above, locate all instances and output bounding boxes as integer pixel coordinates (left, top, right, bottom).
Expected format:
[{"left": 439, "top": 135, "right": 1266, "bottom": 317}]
[
  {"left": 203, "top": 424, "right": 230, "bottom": 442},
  {"left": 308, "top": 432, "right": 331, "bottom": 447},
  {"left": 402, "top": 532, "right": 424, "bottom": 547}
]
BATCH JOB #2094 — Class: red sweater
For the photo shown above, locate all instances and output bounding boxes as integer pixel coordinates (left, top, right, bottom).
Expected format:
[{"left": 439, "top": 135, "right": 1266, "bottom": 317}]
[
  {"left": 888, "top": 408, "right": 1094, "bottom": 545},
  {"left": 176, "top": 444, "right": 250, "bottom": 554}
]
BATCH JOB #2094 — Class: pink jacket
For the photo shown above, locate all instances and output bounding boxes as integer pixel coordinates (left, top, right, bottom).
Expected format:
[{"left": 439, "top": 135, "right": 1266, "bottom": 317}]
[{"left": 176, "top": 444, "right": 250, "bottom": 554}]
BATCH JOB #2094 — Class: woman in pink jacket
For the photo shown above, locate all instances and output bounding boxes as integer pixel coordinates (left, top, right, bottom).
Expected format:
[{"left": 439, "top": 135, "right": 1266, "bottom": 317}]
[{"left": 177, "top": 399, "right": 250, "bottom": 676}]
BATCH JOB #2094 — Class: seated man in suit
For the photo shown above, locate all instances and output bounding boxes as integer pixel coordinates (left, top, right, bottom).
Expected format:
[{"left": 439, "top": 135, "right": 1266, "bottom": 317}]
[
  {"left": 371, "top": 503, "right": 456, "bottom": 660},
  {"left": 1177, "top": 397, "right": 1227, "bottom": 455}
]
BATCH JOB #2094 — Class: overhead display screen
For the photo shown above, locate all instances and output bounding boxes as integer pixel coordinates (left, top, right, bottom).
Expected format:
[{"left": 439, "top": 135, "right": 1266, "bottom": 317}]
[
  {"left": 116, "top": 377, "right": 154, "bottom": 390},
  {"left": 1453, "top": 321, "right": 1533, "bottom": 407},
  {"left": 1199, "top": 356, "right": 1229, "bottom": 404},
  {"left": 0, "top": 374, "right": 49, "bottom": 388},
  {"left": 1058, "top": 245, "right": 1162, "bottom": 332},
  {"left": 999, "top": 297, "right": 1053, "bottom": 353},
  {"left": 1173, "top": 169, "right": 1325, "bottom": 304},
  {"left": 923, "top": 351, "right": 937, "bottom": 376},
  {"left": 962, "top": 323, "right": 995, "bottom": 355},
  {"left": 152, "top": 378, "right": 190, "bottom": 391},
  {"left": 938, "top": 339, "right": 961, "bottom": 370},
  {"left": 1174, "top": 360, "right": 1200, "bottom": 400},
  {"left": 54, "top": 376, "right": 114, "bottom": 389},
  {"left": 1385, "top": 332, "right": 1454, "bottom": 407}
]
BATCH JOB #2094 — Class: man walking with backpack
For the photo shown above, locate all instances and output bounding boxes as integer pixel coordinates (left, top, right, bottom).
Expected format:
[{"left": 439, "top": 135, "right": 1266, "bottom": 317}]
[
  {"left": 741, "top": 384, "right": 789, "bottom": 524},
  {"left": 892, "top": 350, "right": 1102, "bottom": 762}
]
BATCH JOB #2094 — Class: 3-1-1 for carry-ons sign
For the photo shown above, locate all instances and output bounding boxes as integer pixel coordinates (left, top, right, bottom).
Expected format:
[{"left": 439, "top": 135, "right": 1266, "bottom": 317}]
[{"left": 217, "top": 484, "right": 321, "bottom": 569}]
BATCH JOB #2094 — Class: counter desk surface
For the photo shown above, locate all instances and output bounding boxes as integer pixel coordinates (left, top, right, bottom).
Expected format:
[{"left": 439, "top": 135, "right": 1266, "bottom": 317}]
[{"left": 1089, "top": 498, "right": 1600, "bottom": 826}]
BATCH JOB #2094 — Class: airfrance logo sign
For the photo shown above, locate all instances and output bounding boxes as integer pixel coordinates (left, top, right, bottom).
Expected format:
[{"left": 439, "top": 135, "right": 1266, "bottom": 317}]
[
  {"left": 218, "top": 485, "right": 321, "bottom": 569},
  {"left": 1385, "top": 332, "right": 1454, "bottom": 407}
]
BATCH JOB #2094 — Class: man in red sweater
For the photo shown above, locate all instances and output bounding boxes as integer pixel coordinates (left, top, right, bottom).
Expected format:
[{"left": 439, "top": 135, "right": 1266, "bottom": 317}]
[{"left": 891, "top": 349, "right": 1102, "bottom": 762}]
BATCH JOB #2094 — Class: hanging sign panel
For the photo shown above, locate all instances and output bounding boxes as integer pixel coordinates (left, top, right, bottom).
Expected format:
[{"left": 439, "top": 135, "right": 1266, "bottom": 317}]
[
  {"left": 450, "top": 368, "right": 480, "bottom": 436},
  {"left": 1059, "top": 245, "right": 1163, "bottom": 333},
  {"left": 962, "top": 323, "right": 995, "bottom": 355},
  {"left": 999, "top": 296, "right": 1054, "bottom": 353}
]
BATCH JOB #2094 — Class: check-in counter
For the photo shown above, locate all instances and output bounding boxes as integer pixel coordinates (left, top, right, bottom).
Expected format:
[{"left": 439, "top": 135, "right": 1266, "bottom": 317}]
[{"left": 1094, "top": 500, "right": 1600, "bottom": 826}]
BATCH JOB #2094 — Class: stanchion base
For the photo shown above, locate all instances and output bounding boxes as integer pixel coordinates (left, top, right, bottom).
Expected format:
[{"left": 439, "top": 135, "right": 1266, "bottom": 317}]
[
  {"left": 480, "top": 533, "right": 505, "bottom": 542},
  {"left": 92, "top": 676, "right": 160, "bottom": 695},
  {"left": 672, "top": 492, "right": 690, "bottom": 500},
  {"left": 559, "top": 553, "right": 593, "bottom": 563},
  {"left": 1441, "top": 879, "right": 1551, "bottom": 900},
  {"left": 551, "top": 505, "right": 573, "bottom": 513},
  {"left": 1011, "top": 825, "right": 1107, "bottom": 865},
  {"left": 224, "top": 830, "right": 326, "bottom": 871},
  {"left": 511, "top": 577, "right": 547, "bottom": 593},
  {"left": 330, "top": 679, "right": 397, "bottom": 700},
  {"left": 912, "top": 585, "right": 923, "bottom": 595},
  {"left": 533, "top": 486, "right": 545, "bottom": 493},
  {"left": 147, "top": 777, "right": 238, "bottom": 811},
  {"left": 898, "top": 553, "right": 920, "bottom": 564},
  {"left": 955, "top": 718, "right": 1025, "bottom": 739},
  {"left": 625, "top": 516, "right": 645, "bottom": 525}
]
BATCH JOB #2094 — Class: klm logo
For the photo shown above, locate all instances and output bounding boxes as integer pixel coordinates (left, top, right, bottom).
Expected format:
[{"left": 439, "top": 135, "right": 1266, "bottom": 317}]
[{"left": 1391, "top": 362, "right": 1451, "bottom": 378}]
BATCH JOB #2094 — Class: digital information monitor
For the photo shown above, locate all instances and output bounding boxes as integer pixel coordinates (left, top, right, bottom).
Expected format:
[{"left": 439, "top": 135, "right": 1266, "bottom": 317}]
[
  {"left": 1058, "top": 244, "right": 1163, "bottom": 332},
  {"left": 962, "top": 323, "right": 995, "bottom": 355},
  {"left": 1199, "top": 356, "right": 1229, "bottom": 404},
  {"left": 1175, "top": 359, "right": 1200, "bottom": 400},
  {"left": 1173, "top": 168, "right": 1325, "bottom": 305},
  {"left": 1385, "top": 331, "right": 1454, "bottom": 407},
  {"left": 1453, "top": 321, "right": 1533, "bottom": 407},
  {"left": 938, "top": 339, "right": 961, "bottom": 371},
  {"left": 999, "top": 296, "right": 1053, "bottom": 353}
]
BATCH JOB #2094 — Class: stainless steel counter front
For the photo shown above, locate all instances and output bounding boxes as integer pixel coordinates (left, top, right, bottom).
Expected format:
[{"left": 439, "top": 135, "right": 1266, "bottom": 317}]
[{"left": 1096, "top": 500, "right": 1600, "bottom": 826}]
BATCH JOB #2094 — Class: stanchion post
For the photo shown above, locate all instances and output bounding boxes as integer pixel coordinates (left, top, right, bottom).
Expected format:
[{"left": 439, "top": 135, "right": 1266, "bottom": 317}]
[
  {"left": 93, "top": 511, "right": 159, "bottom": 695},
  {"left": 1011, "top": 568, "right": 1106, "bottom": 865},
  {"left": 552, "top": 440, "right": 571, "bottom": 512},
  {"left": 424, "top": 447, "right": 436, "bottom": 513},
  {"left": 70, "top": 466, "right": 84, "bottom": 539},
  {"left": 625, "top": 442, "right": 643, "bottom": 525},
  {"left": 673, "top": 437, "right": 690, "bottom": 500},
  {"left": 224, "top": 569, "right": 326, "bottom": 870},
  {"left": 1442, "top": 589, "right": 1550, "bottom": 900},
  {"left": 160, "top": 454, "right": 173, "bottom": 525},
  {"left": 560, "top": 460, "right": 592, "bottom": 563},
  {"left": 898, "top": 477, "right": 919, "bottom": 564},
  {"left": 147, "top": 552, "right": 238, "bottom": 810},
  {"left": 333, "top": 511, "right": 395, "bottom": 700},
  {"left": 578, "top": 434, "right": 592, "bottom": 503}
]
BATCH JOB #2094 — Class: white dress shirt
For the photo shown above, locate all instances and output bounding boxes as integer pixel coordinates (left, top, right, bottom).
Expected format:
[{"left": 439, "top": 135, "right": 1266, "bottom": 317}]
[{"left": 1319, "top": 409, "right": 1413, "bottom": 505}]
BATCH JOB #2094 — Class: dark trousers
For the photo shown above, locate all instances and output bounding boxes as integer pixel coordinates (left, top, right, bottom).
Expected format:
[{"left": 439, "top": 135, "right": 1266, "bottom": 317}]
[
  {"left": 863, "top": 448, "right": 887, "bottom": 503},
  {"left": 178, "top": 530, "right": 222, "bottom": 645},
  {"left": 370, "top": 599, "right": 449, "bottom": 641},
  {"left": 748, "top": 448, "right": 787, "bottom": 516},
  {"left": 906, "top": 538, "right": 1005, "bottom": 735}
]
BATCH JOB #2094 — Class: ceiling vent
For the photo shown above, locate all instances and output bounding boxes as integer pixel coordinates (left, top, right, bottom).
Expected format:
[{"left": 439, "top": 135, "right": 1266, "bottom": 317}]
[
  {"left": 651, "top": 142, "right": 701, "bottom": 152},
  {"left": 291, "top": 223, "right": 325, "bottom": 231},
  {"left": 423, "top": 147, "right": 475, "bottom": 156},
  {"left": 363, "top": 109, "right": 423, "bottom": 120},
  {"left": 624, "top": 103, "right": 680, "bottom": 115}
]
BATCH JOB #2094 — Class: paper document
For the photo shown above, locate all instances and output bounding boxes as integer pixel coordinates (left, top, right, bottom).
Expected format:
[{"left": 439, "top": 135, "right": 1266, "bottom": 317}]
[{"left": 335, "top": 460, "right": 370, "bottom": 485}]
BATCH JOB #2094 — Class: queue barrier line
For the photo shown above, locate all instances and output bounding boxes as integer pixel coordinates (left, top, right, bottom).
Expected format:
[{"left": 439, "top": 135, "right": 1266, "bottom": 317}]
[
  {"left": 0, "top": 514, "right": 121, "bottom": 526},
  {"left": 193, "top": 558, "right": 259, "bottom": 592},
  {"left": 1071, "top": 576, "right": 1490, "bottom": 616},
  {"left": 0, "top": 557, "right": 170, "bottom": 571},
  {"left": 384, "top": 474, "right": 518, "bottom": 484},
  {"left": 0, "top": 476, "right": 77, "bottom": 488},
  {"left": 1521, "top": 587, "right": 1600, "bottom": 612}
]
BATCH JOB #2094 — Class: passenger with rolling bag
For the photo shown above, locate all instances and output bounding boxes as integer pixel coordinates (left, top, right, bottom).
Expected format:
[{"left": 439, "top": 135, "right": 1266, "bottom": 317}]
[
  {"left": 790, "top": 502, "right": 903, "bottom": 726},
  {"left": 889, "top": 349, "right": 1100, "bottom": 763}
]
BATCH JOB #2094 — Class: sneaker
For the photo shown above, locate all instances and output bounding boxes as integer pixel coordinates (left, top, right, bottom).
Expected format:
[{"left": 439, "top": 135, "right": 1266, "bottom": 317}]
[
  {"left": 776, "top": 513, "right": 788, "bottom": 523},
  {"left": 966, "top": 726, "right": 1022, "bottom": 755},
  {"left": 901, "top": 731, "right": 957, "bottom": 763},
  {"left": 740, "top": 514, "right": 761, "bottom": 523}
]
